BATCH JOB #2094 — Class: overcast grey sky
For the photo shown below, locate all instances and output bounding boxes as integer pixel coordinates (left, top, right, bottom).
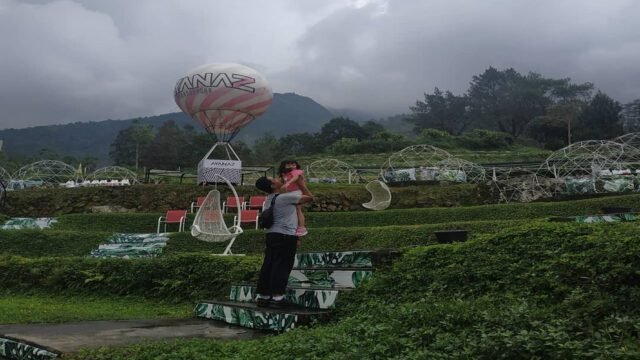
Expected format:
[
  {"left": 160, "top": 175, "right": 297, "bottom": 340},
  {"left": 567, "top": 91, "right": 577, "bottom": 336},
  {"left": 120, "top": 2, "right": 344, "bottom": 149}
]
[{"left": 1, "top": 0, "right": 639, "bottom": 129}]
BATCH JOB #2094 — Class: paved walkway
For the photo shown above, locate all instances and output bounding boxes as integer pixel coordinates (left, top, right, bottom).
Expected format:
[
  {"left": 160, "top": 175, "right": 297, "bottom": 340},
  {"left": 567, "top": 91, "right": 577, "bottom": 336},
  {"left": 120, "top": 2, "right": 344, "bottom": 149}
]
[{"left": 0, "top": 318, "right": 265, "bottom": 354}]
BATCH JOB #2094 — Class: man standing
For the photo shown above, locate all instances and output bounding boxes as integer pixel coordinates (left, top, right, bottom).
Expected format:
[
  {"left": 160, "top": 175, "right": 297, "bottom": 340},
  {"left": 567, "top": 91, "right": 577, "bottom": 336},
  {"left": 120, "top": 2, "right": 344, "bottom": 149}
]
[{"left": 254, "top": 176, "right": 313, "bottom": 308}]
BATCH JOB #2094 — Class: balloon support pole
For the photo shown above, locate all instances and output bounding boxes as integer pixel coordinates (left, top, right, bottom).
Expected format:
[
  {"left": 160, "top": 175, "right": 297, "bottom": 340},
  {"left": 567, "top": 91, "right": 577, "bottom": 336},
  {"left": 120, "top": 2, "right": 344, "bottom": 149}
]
[
  {"left": 198, "top": 142, "right": 243, "bottom": 185},
  {"left": 202, "top": 142, "right": 241, "bottom": 162}
]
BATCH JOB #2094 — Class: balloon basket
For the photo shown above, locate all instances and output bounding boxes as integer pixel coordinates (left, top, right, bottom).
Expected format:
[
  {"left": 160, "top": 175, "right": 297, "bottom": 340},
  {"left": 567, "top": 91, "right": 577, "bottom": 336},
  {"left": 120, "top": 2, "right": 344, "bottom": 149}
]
[{"left": 198, "top": 143, "right": 242, "bottom": 185}]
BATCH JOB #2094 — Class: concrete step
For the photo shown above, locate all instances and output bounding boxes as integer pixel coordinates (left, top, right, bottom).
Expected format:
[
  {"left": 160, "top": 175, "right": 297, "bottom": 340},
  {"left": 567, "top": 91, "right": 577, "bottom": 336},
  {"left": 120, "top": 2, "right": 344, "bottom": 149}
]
[
  {"left": 194, "top": 300, "right": 330, "bottom": 332},
  {"left": 289, "top": 268, "right": 374, "bottom": 288},
  {"left": 1, "top": 318, "right": 263, "bottom": 360},
  {"left": 0, "top": 335, "right": 59, "bottom": 360},
  {"left": 229, "top": 284, "right": 351, "bottom": 310}
]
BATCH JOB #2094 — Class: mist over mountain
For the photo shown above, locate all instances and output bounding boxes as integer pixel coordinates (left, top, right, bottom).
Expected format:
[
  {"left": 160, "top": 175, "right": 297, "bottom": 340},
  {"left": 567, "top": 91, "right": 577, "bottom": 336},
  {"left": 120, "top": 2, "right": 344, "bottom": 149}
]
[{"left": 0, "top": 93, "right": 334, "bottom": 165}]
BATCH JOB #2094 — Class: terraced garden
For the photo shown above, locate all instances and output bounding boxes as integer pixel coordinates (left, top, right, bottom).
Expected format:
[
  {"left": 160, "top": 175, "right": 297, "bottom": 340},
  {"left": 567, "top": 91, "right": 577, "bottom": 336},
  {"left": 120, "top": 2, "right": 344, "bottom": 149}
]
[{"left": 1, "top": 185, "right": 639, "bottom": 358}]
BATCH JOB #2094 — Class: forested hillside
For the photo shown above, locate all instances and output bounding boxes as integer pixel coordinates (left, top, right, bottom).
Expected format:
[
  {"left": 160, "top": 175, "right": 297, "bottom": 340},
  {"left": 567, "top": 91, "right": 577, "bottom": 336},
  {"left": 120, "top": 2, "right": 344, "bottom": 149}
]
[{"left": 0, "top": 93, "right": 333, "bottom": 165}]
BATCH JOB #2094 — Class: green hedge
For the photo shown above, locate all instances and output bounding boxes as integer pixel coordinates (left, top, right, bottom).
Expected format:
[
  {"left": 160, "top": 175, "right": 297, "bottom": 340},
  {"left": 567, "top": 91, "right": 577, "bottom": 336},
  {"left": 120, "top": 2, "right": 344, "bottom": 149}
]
[
  {"left": 69, "top": 222, "right": 640, "bottom": 359},
  {"left": 53, "top": 213, "right": 192, "bottom": 233},
  {"left": 166, "top": 219, "right": 531, "bottom": 255},
  {"left": 0, "top": 254, "right": 260, "bottom": 301},
  {"left": 0, "top": 230, "right": 109, "bottom": 257},
  {"left": 2, "top": 219, "right": 530, "bottom": 258},
  {"left": 2, "top": 182, "right": 495, "bottom": 216},
  {"left": 307, "top": 193, "right": 640, "bottom": 228},
  {"left": 50, "top": 193, "right": 640, "bottom": 232}
]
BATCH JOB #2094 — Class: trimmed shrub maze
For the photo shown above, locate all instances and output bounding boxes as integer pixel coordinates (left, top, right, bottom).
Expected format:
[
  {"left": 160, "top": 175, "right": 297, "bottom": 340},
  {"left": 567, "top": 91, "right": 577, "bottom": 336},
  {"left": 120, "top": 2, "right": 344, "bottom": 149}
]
[{"left": 1, "top": 193, "right": 640, "bottom": 358}]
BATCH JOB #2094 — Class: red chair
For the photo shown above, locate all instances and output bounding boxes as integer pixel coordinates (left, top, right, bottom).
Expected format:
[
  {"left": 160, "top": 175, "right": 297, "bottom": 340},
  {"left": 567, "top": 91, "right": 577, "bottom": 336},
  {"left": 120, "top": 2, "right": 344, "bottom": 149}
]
[
  {"left": 222, "top": 196, "right": 244, "bottom": 213},
  {"left": 157, "top": 209, "right": 187, "bottom": 233},
  {"left": 190, "top": 196, "right": 206, "bottom": 213},
  {"left": 234, "top": 209, "right": 260, "bottom": 230},
  {"left": 245, "top": 195, "right": 266, "bottom": 211}
]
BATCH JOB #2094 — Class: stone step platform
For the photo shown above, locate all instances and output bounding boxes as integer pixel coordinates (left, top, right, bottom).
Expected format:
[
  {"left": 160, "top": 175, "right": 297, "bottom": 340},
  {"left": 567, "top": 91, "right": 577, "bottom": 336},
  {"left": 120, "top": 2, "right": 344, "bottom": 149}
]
[
  {"left": 294, "top": 249, "right": 399, "bottom": 268},
  {"left": 90, "top": 233, "right": 170, "bottom": 259},
  {"left": 0, "top": 217, "right": 57, "bottom": 231},
  {"left": 229, "top": 284, "right": 352, "bottom": 310},
  {"left": 196, "top": 249, "right": 396, "bottom": 331},
  {"left": 0, "top": 335, "right": 59, "bottom": 360},
  {"left": 0, "top": 318, "right": 263, "bottom": 360},
  {"left": 194, "top": 300, "right": 331, "bottom": 332},
  {"left": 289, "top": 268, "right": 374, "bottom": 288},
  {"left": 549, "top": 213, "right": 640, "bottom": 223}
]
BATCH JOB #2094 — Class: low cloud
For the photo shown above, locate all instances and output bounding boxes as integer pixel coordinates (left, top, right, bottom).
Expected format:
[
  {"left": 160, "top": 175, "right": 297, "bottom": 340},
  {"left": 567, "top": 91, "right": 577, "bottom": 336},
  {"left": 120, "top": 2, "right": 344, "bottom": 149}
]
[{"left": 0, "top": 0, "right": 638, "bottom": 129}]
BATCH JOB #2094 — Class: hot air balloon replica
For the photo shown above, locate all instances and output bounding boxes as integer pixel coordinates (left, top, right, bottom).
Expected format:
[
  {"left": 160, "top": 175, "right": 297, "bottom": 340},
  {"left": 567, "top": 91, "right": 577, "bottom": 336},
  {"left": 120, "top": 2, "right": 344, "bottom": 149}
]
[{"left": 174, "top": 63, "right": 273, "bottom": 184}]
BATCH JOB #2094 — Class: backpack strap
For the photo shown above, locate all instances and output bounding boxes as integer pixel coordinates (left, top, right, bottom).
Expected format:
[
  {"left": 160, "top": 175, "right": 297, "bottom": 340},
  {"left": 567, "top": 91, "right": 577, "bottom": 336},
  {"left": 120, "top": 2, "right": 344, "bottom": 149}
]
[{"left": 269, "top": 194, "right": 279, "bottom": 209}]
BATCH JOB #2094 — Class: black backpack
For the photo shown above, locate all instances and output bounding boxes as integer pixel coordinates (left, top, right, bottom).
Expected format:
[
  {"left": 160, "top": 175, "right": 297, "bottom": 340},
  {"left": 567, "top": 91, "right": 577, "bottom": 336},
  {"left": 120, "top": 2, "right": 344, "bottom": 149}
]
[{"left": 258, "top": 194, "right": 279, "bottom": 229}]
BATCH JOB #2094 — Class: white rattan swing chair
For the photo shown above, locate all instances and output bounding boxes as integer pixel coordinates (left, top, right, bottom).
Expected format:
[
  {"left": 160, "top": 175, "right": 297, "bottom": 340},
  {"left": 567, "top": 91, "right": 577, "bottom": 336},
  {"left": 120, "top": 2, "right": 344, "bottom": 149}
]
[
  {"left": 362, "top": 180, "right": 391, "bottom": 211},
  {"left": 191, "top": 174, "right": 244, "bottom": 255}
]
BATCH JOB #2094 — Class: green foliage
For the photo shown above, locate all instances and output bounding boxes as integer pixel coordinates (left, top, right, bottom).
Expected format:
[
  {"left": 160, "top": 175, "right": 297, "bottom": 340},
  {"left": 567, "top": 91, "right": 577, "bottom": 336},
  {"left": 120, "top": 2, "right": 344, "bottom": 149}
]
[
  {"left": 39, "top": 192, "right": 640, "bottom": 232},
  {"left": 296, "top": 147, "right": 551, "bottom": 168},
  {"left": 53, "top": 213, "right": 182, "bottom": 233},
  {"left": 165, "top": 219, "right": 530, "bottom": 255},
  {"left": 0, "top": 93, "right": 334, "bottom": 166},
  {"left": 459, "top": 129, "right": 514, "bottom": 150},
  {"left": 622, "top": 99, "right": 640, "bottom": 132},
  {"left": 574, "top": 91, "right": 624, "bottom": 141},
  {"left": 0, "top": 230, "right": 108, "bottom": 257},
  {"left": 408, "top": 87, "right": 472, "bottom": 135},
  {"left": 326, "top": 137, "right": 359, "bottom": 154},
  {"left": 109, "top": 120, "right": 154, "bottom": 168},
  {"left": 0, "top": 254, "right": 260, "bottom": 301},
  {"left": 68, "top": 222, "right": 640, "bottom": 359},
  {"left": 3, "top": 182, "right": 494, "bottom": 217},
  {"left": 326, "top": 136, "right": 412, "bottom": 155},
  {"left": 304, "top": 193, "right": 640, "bottom": 228},
  {"left": 1, "top": 219, "right": 529, "bottom": 258},
  {"left": 318, "top": 117, "right": 368, "bottom": 147}
]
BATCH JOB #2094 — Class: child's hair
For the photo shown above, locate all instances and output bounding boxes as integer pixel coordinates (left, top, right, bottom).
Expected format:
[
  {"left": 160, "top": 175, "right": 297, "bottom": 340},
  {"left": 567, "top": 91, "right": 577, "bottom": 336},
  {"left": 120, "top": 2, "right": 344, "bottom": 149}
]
[{"left": 278, "top": 160, "right": 301, "bottom": 175}]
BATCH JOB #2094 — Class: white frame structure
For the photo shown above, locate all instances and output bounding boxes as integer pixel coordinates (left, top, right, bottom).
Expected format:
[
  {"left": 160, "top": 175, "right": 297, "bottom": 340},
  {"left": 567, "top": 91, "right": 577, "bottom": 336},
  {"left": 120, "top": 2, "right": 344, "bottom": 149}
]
[
  {"left": 190, "top": 173, "right": 244, "bottom": 255},
  {"left": 12, "top": 160, "right": 80, "bottom": 185},
  {"left": 614, "top": 132, "right": 640, "bottom": 149},
  {"left": 362, "top": 180, "right": 392, "bottom": 210},
  {"left": 539, "top": 140, "right": 640, "bottom": 179},
  {"left": 381, "top": 145, "right": 486, "bottom": 183},
  {"left": 307, "top": 158, "right": 355, "bottom": 183},
  {"left": 489, "top": 167, "right": 551, "bottom": 203},
  {"left": 0, "top": 166, "right": 10, "bottom": 184}
]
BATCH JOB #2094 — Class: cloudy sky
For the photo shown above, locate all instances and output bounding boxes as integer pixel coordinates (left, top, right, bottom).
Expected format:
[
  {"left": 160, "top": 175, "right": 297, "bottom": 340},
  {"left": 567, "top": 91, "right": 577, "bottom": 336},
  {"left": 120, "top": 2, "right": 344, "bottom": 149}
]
[{"left": 1, "top": 0, "right": 639, "bottom": 129}]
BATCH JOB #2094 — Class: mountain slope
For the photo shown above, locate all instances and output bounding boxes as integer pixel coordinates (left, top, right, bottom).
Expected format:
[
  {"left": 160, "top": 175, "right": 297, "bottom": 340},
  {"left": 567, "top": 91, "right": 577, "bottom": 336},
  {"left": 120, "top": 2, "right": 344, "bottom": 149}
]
[{"left": 0, "top": 93, "right": 334, "bottom": 165}]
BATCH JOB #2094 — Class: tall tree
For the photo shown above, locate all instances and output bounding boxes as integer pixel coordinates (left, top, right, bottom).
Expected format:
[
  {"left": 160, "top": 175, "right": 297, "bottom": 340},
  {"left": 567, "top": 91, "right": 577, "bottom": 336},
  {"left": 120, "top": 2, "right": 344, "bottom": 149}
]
[
  {"left": 251, "top": 134, "right": 282, "bottom": 165},
  {"left": 277, "top": 133, "right": 320, "bottom": 157},
  {"left": 528, "top": 80, "right": 593, "bottom": 147},
  {"left": 361, "top": 120, "right": 386, "bottom": 137},
  {"left": 141, "top": 120, "right": 187, "bottom": 170},
  {"left": 318, "top": 117, "right": 367, "bottom": 147},
  {"left": 621, "top": 99, "right": 640, "bottom": 133},
  {"left": 129, "top": 121, "right": 154, "bottom": 170},
  {"left": 407, "top": 87, "right": 471, "bottom": 135},
  {"left": 574, "top": 91, "right": 623, "bottom": 141},
  {"left": 110, "top": 120, "right": 154, "bottom": 168},
  {"left": 179, "top": 125, "right": 212, "bottom": 167},
  {"left": 467, "top": 67, "right": 552, "bottom": 138}
]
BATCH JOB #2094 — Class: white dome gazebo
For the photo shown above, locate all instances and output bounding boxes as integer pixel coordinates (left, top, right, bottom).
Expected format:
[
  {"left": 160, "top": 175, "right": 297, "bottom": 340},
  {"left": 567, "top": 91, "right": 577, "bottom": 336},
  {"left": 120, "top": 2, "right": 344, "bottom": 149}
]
[{"left": 12, "top": 160, "right": 79, "bottom": 185}]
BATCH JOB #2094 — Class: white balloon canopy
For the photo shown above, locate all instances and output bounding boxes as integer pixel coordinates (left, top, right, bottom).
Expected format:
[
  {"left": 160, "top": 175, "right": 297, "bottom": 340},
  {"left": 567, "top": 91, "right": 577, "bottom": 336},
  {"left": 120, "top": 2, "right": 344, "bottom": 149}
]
[{"left": 174, "top": 63, "right": 273, "bottom": 143}]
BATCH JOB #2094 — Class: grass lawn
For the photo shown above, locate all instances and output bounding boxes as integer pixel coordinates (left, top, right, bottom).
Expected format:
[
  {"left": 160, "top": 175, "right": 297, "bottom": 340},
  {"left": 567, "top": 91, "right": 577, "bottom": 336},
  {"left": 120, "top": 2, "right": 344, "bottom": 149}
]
[{"left": 0, "top": 294, "right": 192, "bottom": 324}]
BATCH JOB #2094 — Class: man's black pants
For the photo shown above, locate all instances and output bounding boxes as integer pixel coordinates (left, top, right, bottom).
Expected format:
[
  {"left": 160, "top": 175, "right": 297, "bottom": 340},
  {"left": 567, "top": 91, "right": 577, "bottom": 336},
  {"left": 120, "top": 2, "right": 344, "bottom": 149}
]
[{"left": 256, "top": 232, "right": 298, "bottom": 296}]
